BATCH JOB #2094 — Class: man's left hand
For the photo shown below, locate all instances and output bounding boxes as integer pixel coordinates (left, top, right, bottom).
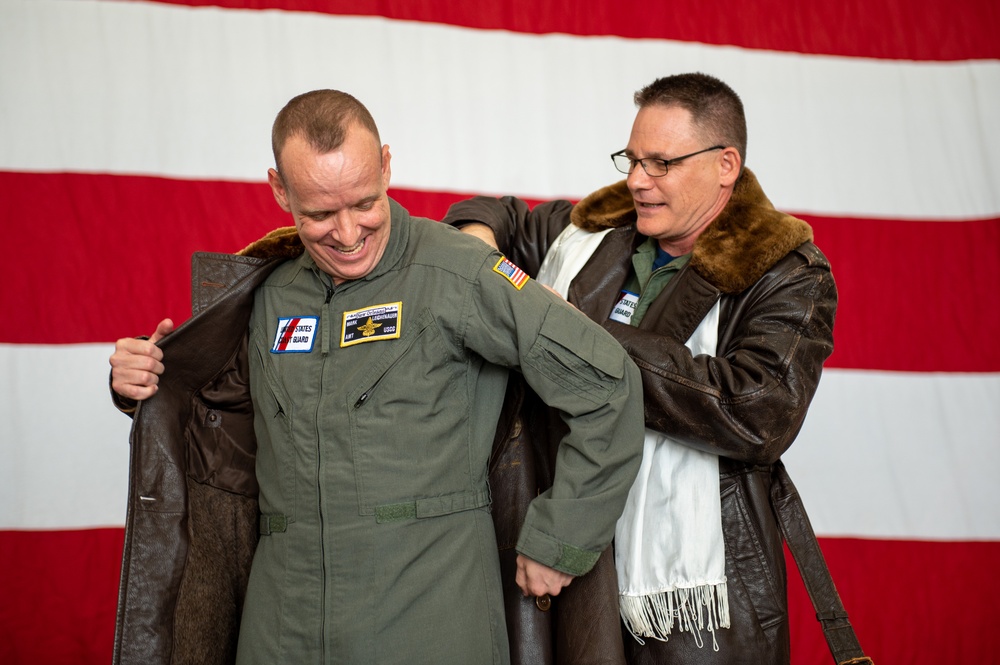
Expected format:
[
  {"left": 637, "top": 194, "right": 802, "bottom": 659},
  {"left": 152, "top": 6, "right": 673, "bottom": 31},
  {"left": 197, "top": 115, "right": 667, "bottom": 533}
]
[{"left": 515, "top": 554, "right": 574, "bottom": 597}]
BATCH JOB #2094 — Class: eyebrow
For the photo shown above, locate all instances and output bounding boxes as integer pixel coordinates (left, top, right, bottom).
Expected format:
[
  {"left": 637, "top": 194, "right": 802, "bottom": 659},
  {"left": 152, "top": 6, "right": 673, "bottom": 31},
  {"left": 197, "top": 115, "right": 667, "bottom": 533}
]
[{"left": 625, "top": 149, "right": 668, "bottom": 159}]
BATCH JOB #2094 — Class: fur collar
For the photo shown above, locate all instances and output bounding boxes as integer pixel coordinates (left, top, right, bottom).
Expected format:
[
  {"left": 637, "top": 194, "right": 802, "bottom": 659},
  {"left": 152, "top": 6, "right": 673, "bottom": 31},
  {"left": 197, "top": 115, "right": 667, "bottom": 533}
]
[
  {"left": 237, "top": 225, "right": 302, "bottom": 260},
  {"left": 569, "top": 168, "right": 813, "bottom": 293}
]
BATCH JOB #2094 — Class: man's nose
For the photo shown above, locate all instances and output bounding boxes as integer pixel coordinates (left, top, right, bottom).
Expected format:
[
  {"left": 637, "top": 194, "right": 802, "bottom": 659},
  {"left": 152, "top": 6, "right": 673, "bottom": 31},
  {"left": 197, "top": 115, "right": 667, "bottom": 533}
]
[
  {"left": 329, "top": 212, "right": 362, "bottom": 246},
  {"left": 626, "top": 163, "right": 652, "bottom": 190}
]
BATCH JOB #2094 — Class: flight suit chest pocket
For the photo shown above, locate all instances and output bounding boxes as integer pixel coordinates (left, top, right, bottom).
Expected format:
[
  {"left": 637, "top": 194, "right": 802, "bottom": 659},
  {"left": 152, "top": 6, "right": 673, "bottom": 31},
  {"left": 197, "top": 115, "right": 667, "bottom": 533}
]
[{"left": 346, "top": 308, "right": 470, "bottom": 516}]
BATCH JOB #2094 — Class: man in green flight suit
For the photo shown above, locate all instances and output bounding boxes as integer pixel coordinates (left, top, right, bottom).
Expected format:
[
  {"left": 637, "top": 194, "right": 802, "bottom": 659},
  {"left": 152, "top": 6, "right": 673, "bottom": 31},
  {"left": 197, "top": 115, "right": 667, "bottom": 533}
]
[{"left": 109, "top": 89, "right": 644, "bottom": 664}]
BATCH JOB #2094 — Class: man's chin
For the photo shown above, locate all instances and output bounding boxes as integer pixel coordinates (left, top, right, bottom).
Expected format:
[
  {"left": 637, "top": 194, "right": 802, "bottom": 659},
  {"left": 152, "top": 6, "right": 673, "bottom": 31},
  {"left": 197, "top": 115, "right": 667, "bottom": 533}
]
[
  {"left": 635, "top": 217, "right": 669, "bottom": 238},
  {"left": 329, "top": 253, "right": 383, "bottom": 283}
]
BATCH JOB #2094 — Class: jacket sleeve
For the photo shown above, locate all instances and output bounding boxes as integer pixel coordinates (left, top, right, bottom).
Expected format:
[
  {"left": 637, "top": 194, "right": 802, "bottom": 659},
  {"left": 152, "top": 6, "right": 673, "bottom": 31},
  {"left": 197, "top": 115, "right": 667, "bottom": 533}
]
[
  {"left": 463, "top": 251, "right": 644, "bottom": 577},
  {"left": 441, "top": 196, "right": 575, "bottom": 278},
  {"left": 606, "top": 245, "right": 837, "bottom": 466}
]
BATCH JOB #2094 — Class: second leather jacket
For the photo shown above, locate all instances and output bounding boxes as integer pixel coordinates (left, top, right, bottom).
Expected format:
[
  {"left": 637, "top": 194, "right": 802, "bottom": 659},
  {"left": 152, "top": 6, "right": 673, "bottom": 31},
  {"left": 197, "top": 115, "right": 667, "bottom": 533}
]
[{"left": 441, "top": 168, "right": 839, "bottom": 664}]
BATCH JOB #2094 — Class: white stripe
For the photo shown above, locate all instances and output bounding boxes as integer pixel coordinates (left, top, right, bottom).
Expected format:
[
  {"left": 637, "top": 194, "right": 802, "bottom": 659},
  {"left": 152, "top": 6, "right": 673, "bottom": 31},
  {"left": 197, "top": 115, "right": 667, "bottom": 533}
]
[
  {"left": 3, "top": 346, "right": 998, "bottom": 539},
  {"left": 784, "top": 369, "right": 1000, "bottom": 541},
  {"left": 1, "top": 0, "right": 998, "bottom": 220},
  {"left": 0, "top": 344, "right": 131, "bottom": 530}
]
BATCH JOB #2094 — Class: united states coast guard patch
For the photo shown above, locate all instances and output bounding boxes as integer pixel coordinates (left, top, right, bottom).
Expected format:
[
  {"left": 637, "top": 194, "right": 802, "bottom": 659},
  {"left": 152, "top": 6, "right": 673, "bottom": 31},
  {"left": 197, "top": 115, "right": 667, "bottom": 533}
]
[
  {"left": 609, "top": 290, "right": 639, "bottom": 324},
  {"left": 271, "top": 316, "right": 318, "bottom": 353},
  {"left": 493, "top": 257, "right": 529, "bottom": 290},
  {"left": 341, "top": 302, "right": 402, "bottom": 347}
]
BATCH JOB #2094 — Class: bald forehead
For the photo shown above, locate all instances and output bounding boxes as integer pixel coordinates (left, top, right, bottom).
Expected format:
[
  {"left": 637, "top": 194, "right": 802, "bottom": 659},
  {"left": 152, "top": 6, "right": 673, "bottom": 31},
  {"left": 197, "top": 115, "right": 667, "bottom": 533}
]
[{"left": 277, "top": 121, "right": 381, "bottom": 173}]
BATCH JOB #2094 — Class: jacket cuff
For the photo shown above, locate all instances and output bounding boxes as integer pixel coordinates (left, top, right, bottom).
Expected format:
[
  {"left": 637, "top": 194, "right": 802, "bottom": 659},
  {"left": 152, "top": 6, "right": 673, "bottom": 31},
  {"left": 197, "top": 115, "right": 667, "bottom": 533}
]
[{"left": 515, "top": 524, "right": 601, "bottom": 577}]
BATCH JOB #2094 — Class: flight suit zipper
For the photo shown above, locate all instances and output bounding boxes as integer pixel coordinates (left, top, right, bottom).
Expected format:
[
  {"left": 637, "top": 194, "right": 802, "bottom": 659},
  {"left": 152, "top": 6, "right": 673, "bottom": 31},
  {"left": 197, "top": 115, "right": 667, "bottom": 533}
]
[{"left": 316, "top": 275, "right": 334, "bottom": 657}]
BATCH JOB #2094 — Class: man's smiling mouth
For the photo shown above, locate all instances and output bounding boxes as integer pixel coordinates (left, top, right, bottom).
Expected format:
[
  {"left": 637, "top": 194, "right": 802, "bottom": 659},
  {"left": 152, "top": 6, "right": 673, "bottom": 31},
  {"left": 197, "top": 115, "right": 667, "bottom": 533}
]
[{"left": 333, "top": 238, "right": 365, "bottom": 255}]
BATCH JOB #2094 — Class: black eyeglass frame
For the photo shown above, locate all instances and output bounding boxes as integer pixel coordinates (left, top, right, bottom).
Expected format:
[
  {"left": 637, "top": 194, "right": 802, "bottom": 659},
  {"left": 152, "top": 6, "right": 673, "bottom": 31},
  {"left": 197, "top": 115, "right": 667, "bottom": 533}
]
[{"left": 610, "top": 145, "right": 726, "bottom": 177}]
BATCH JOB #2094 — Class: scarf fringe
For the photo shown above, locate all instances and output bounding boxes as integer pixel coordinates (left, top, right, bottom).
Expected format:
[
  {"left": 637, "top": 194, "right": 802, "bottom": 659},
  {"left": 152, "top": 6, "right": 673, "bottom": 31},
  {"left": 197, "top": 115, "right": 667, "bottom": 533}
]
[{"left": 620, "top": 581, "right": 730, "bottom": 651}]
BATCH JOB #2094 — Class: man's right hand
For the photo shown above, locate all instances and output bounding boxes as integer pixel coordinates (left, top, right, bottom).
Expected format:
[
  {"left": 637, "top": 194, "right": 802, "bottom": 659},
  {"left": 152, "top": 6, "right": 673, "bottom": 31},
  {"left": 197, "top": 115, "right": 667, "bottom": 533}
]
[{"left": 109, "top": 318, "right": 174, "bottom": 401}]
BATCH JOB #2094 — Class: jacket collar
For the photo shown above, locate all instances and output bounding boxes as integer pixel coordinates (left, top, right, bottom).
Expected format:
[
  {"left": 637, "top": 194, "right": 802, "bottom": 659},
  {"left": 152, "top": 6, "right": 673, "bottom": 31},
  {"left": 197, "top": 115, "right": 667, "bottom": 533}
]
[
  {"left": 569, "top": 168, "right": 813, "bottom": 294},
  {"left": 237, "top": 225, "right": 302, "bottom": 260}
]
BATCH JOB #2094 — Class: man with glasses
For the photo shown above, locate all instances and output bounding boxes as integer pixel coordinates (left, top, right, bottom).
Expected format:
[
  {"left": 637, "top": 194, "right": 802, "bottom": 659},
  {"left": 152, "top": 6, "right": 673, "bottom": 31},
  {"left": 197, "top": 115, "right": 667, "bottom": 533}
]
[{"left": 443, "top": 72, "right": 838, "bottom": 663}]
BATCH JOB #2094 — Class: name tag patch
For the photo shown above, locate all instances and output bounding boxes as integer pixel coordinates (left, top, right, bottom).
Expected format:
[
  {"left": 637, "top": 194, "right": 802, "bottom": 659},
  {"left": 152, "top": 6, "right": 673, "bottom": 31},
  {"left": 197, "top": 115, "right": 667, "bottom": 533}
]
[
  {"left": 493, "top": 257, "right": 529, "bottom": 290},
  {"left": 342, "top": 302, "right": 402, "bottom": 347},
  {"left": 271, "top": 316, "right": 318, "bottom": 353},
  {"left": 609, "top": 290, "right": 639, "bottom": 324}
]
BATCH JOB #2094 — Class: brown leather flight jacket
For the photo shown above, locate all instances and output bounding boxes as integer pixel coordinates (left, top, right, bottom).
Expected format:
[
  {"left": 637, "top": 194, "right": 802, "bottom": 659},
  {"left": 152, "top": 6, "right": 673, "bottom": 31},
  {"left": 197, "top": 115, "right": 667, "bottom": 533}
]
[
  {"left": 441, "top": 169, "right": 839, "bottom": 665},
  {"left": 110, "top": 228, "right": 613, "bottom": 665}
]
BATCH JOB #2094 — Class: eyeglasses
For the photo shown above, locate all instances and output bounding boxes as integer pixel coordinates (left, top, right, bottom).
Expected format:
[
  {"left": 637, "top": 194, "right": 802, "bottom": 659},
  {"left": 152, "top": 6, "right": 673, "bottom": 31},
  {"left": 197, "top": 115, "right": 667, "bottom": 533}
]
[{"left": 610, "top": 145, "right": 725, "bottom": 177}]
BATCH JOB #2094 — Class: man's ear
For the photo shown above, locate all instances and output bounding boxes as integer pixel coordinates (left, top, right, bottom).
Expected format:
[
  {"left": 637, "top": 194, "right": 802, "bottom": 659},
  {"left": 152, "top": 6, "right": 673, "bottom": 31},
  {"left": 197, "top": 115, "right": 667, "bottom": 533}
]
[
  {"left": 719, "top": 147, "right": 742, "bottom": 187},
  {"left": 381, "top": 144, "right": 392, "bottom": 190},
  {"left": 268, "top": 167, "right": 292, "bottom": 212}
]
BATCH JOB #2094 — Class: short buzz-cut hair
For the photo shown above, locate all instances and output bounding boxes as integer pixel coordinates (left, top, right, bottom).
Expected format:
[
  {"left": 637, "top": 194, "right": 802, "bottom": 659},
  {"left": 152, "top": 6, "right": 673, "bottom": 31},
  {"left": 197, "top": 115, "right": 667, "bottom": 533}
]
[
  {"left": 634, "top": 73, "right": 747, "bottom": 168},
  {"left": 271, "top": 89, "right": 381, "bottom": 172}
]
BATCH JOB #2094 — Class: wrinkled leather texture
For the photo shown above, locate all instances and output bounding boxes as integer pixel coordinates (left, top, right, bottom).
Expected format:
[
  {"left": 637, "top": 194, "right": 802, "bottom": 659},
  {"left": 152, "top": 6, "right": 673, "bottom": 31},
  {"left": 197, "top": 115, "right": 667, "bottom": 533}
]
[
  {"left": 441, "top": 170, "right": 838, "bottom": 664},
  {"left": 493, "top": 378, "right": 627, "bottom": 665},
  {"left": 113, "top": 252, "right": 275, "bottom": 665}
]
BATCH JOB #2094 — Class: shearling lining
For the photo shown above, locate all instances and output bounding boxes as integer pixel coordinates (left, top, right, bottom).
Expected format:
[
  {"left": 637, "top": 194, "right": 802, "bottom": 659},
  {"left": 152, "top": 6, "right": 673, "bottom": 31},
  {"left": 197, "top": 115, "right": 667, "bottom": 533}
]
[{"left": 569, "top": 168, "right": 813, "bottom": 294}]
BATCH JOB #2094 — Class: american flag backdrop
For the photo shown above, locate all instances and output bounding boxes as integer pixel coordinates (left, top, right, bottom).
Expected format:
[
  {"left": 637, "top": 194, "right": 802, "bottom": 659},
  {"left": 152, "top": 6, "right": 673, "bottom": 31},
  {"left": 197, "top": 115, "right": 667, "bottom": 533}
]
[{"left": 1, "top": 1, "right": 998, "bottom": 663}]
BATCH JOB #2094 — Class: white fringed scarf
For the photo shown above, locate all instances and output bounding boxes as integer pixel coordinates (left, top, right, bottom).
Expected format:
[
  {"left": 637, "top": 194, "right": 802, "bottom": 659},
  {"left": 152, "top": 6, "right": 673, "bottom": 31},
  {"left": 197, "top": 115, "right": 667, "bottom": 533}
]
[{"left": 537, "top": 223, "right": 730, "bottom": 650}]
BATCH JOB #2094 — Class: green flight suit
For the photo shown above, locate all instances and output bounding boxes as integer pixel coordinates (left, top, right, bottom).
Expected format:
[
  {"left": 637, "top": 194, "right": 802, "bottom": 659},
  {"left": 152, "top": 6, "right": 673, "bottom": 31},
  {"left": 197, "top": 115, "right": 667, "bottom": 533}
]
[{"left": 237, "top": 201, "right": 643, "bottom": 665}]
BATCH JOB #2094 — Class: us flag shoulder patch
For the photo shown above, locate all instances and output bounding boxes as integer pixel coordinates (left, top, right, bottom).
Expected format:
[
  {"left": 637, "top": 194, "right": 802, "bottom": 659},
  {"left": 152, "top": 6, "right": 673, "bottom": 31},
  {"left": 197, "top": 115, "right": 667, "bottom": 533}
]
[{"left": 493, "top": 257, "right": 529, "bottom": 290}]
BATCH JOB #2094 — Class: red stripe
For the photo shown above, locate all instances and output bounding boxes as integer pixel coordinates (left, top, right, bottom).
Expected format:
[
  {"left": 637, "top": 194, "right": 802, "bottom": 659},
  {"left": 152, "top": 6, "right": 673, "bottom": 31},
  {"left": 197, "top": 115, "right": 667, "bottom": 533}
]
[
  {"left": 0, "top": 172, "right": 534, "bottom": 345},
  {"left": 1, "top": 529, "right": 993, "bottom": 664},
  {"left": 0, "top": 529, "right": 123, "bottom": 665},
  {"left": 786, "top": 538, "right": 998, "bottom": 663},
  {"left": 808, "top": 214, "right": 1000, "bottom": 372},
  {"left": 275, "top": 317, "right": 301, "bottom": 351},
  {"left": 2, "top": 171, "right": 997, "bottom": 373},
  {"left": 0, "top": 171, "right": 282, "bottom": 344},
  {"left": 137, "top": 0, "right": 1000, "bottom": 61}
]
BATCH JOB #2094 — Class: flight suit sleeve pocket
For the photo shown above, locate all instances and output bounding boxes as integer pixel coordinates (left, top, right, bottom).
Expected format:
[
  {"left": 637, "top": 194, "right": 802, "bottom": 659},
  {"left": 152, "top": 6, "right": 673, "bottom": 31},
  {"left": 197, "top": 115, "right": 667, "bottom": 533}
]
[{"left": 524, "top": 303, "right": 624, "bottom": 406}]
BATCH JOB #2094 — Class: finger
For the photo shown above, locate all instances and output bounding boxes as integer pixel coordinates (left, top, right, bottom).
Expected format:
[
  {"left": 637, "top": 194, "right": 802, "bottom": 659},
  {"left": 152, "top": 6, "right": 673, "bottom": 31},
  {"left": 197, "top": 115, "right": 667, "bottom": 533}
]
[
  {"left": 149, "top": 318, "right": 175, "bottom": 344},
  {"left": 110, "top": 344, "right": 165, "bottom": 373},
  {"left": 515, "top": 561, "right": 530, "bottom": 597},
  {"left": 113, "top": 335, "right": 166, "bottom": 364},
  {"left": 111, "top": 366, "right": 162, "bottom": 395},
  {"left": 118, "top": 383, "right": 158, "bottom": 401},
  {"left": 545, "top": 575, "right": 572, "bottom": 596},
  {"left": 520, "top": 569, "right": 554, "bottom": 597},
  {"left": 111, "top": 373, "right": 159, "bottom": 401},
  {"left": 112, "top": 364, "right": 164, "bottom": 386}
]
